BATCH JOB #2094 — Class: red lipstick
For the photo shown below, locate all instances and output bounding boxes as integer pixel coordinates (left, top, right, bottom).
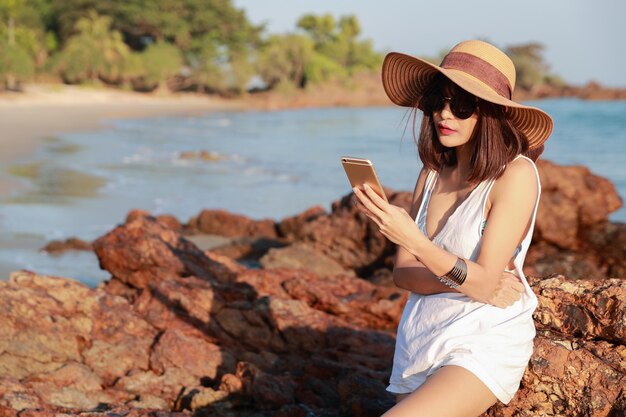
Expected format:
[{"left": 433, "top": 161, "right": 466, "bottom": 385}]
[{"left": 438, "top": 123, "right": 456, "bottom": 135}]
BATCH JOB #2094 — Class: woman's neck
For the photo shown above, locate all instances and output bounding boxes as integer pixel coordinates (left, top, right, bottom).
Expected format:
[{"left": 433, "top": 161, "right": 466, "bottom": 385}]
[{"left": 447, "top": 145, "right": 473, "bottom": 185}]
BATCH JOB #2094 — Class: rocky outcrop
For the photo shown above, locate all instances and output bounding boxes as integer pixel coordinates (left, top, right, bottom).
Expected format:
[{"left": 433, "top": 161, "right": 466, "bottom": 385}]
[
  {"left": 1, "top": 216, "right": 624, "bottom": 417},
  {"left": 533, "top": 160, "right": 622, "bottom": 250},
  {"left": 486, "top": 276, "right": 626, "bottom": 417},
  {"left": 513, "top": 81, "right": 626, "bottom": 101},
  {"left": 525, "top": 160, "right": 625, "bottom": 278}
]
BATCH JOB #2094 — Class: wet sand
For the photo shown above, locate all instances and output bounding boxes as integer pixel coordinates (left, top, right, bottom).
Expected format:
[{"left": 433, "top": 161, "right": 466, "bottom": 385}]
[{"left": 0, "top": 84, "right": 245, "bottom": 198}]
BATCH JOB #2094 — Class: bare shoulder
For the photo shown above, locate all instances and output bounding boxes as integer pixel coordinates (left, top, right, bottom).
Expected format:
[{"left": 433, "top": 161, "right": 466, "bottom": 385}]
[{"left": 491, "top": 156, "right": 539, "bottom": 203}]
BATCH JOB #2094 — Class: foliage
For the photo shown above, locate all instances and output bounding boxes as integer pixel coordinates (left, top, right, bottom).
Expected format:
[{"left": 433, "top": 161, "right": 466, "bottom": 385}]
[
  {"left": 304, "top": 51, "right": 348, "bottom": 85},
  {"left": 0, "top": 41, "right": 34, "bottom": 89},
  {"left": 49, "top": 0, "right": 261, "bottom": 53},
  {"left": 184, "top": 33, "right": 225, "bottom": 93},
  {"left": 6, "top": 3, "right": 574, "bottom": 95},
  {"left": 135, "top": 41, "right": 181, "bottom": 91},
  {"left": 47, "top": 0, "right": 260, "bottom": 93},
  {"left": 0, "top": 0, "right": 52, "bottom": 72},
  {"left": 296, "top": 13, "right": 382, "bottom": 76},
  {"left": 506, "top": 42, "right": 551, "bottom": 90},
  {"left": 55, "top": 11, "right": 129, "bottom": 83},
  {"left": 257, "top": 34, "right": 313, "bottom": 89}
]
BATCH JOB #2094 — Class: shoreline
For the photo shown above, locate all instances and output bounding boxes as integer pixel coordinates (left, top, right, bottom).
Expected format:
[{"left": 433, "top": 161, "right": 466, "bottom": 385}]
[
  {"left": 2, "top": 82, "right": 624, "bottom": 201},
  {"left": 0, "top": 85, "right": 247, "bottom": 198}
]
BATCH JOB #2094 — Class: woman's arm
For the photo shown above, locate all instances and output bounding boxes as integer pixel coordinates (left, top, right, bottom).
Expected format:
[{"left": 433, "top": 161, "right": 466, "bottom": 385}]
[
  {"left": 391, "top": 167, "right": 459, "bottom": 295},
  {"left": 356, "top": 157, "right": 538, "bottom": 303}
]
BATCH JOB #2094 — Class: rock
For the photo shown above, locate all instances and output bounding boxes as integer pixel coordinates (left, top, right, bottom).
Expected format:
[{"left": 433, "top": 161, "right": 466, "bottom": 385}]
[
  {"left": 524, "top": 241, "right": 606, "bottom": 279},
  {"left": 0, "top": 271, "right": 157, "bottom": 408},
  {"left": 40, "top": 238, "right": 92, "bottom": 254},
  {"left": 483, "top": 277, "right": 626, "bottom": 417},
  {"left": 485, "top": 334, "right": 625, "bottom": 417},
  {"left": 125, "top": 210, "right": 182, "bottom": 231},
  {"left": 581, "top": 221, "right": 626, "bottom": 278},
  {"left": 2, "top": 194, "right": 626, "bottom": 416},
  {"left": 149, "top": 328, "right": 236, "bottom": 382},
  {"left": 274, "top": 190, "right": 410, "bottom": 274},
  {"left": 260, "top": 242, "right": 354, "bottom": 278},
  {"left": 532, "top": 275, "right": 625, "bottom": 343},
  {"left": 338, "top": 374, "right": 395, "bottom": 417},
  {"left": 125, "top": 209, "right": 152, "bottom": 223},
  {"left": 92, "top": 217, "right": 238, "bottom": 288},
  {"left": 534, "top": 159, "right": 622, "bottom": 250},
  {"left": 22, "top": 362, "right": 113, "bottom": 409},
  {"left": 251, "top": 373, "right": 296, "bottom": 410},
  {"left": 178, "top": 150, "right": 222, "bottom": 162},
  {"left": 186, "top": 209, "right": 277, "bottom": 238},
  {"left": 209, "top": 236, "right": 286, "bottom": 266},
  {"left": 277, "top": 205, "right": 327, "bottom": 240},
  {"left": 0, "top": 379, "right": 43, "bottom": 410}
]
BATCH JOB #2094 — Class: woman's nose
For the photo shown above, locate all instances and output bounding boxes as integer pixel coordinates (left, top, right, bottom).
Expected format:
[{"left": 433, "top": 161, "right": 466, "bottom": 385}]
[{"left": 440, "top": 101, "right": 453, "bottom": 118}]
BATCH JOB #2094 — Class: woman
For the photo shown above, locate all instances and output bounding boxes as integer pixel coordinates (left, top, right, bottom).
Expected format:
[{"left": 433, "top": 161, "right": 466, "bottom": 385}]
[{"left": 353, "top": 40, "right": 553, "bottom": 416}]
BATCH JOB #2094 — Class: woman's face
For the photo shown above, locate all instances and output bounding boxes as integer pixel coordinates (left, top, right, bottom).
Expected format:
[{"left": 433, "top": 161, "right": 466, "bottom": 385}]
[{"left": 430, "top": 83, "right": 479, "bottom": 149}]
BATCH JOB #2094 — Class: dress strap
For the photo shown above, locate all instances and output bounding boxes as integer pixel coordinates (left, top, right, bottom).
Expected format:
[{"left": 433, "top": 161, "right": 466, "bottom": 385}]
[{"left": 414, "top": 170, "right": 437, "bottom": 233}]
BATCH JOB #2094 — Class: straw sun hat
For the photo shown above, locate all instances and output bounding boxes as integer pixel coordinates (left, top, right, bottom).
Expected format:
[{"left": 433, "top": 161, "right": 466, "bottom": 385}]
[{"left": 382, "top": 40, "right": 553, "bottom": 149}]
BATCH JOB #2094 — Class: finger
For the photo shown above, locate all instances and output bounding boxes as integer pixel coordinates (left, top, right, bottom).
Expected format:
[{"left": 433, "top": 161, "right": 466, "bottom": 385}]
[
  {"left": 353, "top": 186, "right": 386, "bottom": 220},
  {"left": 356, "top": 202, "right": 384, "bottom": 227},
  {"left": 362, "top": 183, "right": 387, "bottom": 208}
]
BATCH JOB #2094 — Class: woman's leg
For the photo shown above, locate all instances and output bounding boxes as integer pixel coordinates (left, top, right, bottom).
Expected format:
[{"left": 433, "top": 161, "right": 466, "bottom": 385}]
[{"left": 383, "top": 366, "right": 498, "bottom": 417}]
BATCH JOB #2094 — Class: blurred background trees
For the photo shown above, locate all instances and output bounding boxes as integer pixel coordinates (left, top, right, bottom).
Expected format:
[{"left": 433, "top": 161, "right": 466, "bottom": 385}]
[
  {"left": 0, "top": 0, "right": 562, "bottom": 95},
  {"left": 505, "top": 42, "right": 566, "bottom": 90}
]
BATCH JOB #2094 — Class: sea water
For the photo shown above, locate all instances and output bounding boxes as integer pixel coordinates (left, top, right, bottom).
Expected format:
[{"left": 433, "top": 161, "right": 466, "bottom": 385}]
[{"left": 1, "top": 98, "right": 624, "bottom": 285}]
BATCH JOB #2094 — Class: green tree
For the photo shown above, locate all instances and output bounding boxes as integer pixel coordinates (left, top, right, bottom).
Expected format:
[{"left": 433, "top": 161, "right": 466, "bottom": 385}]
[
  {"left": 0, "top": 0, "right": 38, "bottom": 89},
  {"left": 506, "top": 42, "right": 550, "bottom": 90},
  {"left": 137, "top": 41, "right": 182, "bottom": 91},
  {"left": 55, "top": 11, "right": 129, "bottom": 84},
  {"left": 296, "top": 13, "right": 336, "bottom": 47},
  {"left": 304, "top": 51, "right": 348, "bottom": 85},
  {"left": 184, "top": 33, "right": 224, "bottom": 93},
  {"left": 0, "top": 42, "right": 34, "bottom": 89},
  {"left": 296, "top": 13, "right": 382, "bottom": 78},
  {"left": 257, "top": 34, "right": 313, "bottom": 89},
  {"left": 49, "top": 0, "right": 261, "bottom": 93}
]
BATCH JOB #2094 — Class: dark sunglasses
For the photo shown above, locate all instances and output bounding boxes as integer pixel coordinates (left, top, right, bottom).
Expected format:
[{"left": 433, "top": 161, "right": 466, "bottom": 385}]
[{"left": 421, "top": 91, "right": 478, "bottom": 119}]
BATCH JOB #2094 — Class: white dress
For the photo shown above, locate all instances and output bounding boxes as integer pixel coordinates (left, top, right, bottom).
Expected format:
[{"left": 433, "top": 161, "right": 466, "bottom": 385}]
[{"left": 387, "top": 155, "right": 540, "bottom": 404}]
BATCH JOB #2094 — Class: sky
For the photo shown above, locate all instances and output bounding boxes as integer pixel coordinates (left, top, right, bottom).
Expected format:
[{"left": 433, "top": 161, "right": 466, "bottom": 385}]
[{"left": 234, "top": 0, "right": 626, "bottom": 87}]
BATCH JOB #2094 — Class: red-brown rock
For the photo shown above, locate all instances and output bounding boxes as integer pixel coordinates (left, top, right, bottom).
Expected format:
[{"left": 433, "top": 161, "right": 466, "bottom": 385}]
[
  {"left": 2, "top": 187, "right": 626, "bottom": 417},
  {"left": 260, "top": 242, "right": 354, "bottom": 277},
  {"left": 533, "top": 275, "right": 625, "bottom": 343},
  {"left": 92, "top": 217, "right": 237, "bottom": 288},
  {"left": 534, "top": 159, "right": 622, "bottom": 250},
  {"left": 187, "top": 209, "right": 277, "bottom": 238},
  {"left": 40, "top": 238, "right": 93, "bottom": 254}
]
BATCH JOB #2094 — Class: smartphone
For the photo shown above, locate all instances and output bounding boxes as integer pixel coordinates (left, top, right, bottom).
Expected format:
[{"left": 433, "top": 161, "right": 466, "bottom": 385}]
[{"left": 341, "top": 156, "right": 388, "bottom": 202}]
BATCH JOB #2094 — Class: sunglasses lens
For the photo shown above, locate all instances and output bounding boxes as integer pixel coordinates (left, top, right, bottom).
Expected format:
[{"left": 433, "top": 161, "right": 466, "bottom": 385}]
[
  {"left": 422, "top": 93, "right": 444, "bottom": 114},
  {"left": 450, "top": 93, "right": 476, "bottom": 119},
  {"left": 421, "top": 91, "right": 476, "bottom": 119}
]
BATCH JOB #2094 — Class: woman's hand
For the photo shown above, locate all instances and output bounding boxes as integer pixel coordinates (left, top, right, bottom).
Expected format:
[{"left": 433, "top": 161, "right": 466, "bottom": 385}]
[
  {"left": 484, "top": 270, "right": 525, "bottom": 308},
  {"left": 353, "top": 184, "right": 425, "bottom": 251}
]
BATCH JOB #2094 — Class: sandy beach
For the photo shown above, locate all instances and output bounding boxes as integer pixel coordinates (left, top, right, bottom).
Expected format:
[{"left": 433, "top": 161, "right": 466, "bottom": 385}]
[{"left": 0, "top": 84, "right": 245, "bottom": 198}]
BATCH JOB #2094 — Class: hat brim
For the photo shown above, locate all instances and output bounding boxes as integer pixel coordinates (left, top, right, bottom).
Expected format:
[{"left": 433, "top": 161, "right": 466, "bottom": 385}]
[{"left": 382, "top": 52, "right": 553, "bottom": 149}]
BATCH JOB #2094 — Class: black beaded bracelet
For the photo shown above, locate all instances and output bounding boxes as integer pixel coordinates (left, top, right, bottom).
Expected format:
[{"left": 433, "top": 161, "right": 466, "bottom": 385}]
[{"left": 437, "top": 257, "right": 468, "bottom": 289}]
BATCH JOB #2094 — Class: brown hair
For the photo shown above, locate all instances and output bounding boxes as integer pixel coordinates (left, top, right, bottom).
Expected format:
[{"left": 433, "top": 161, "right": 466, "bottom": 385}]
[{"left": 413, "top": 75, "right": 542, "bottom": 184}]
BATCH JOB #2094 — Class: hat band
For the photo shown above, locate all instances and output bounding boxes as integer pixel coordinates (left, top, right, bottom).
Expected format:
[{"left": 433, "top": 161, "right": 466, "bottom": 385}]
[{"left": 441, "top": 52, "right": 512, "bottom": 99}]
